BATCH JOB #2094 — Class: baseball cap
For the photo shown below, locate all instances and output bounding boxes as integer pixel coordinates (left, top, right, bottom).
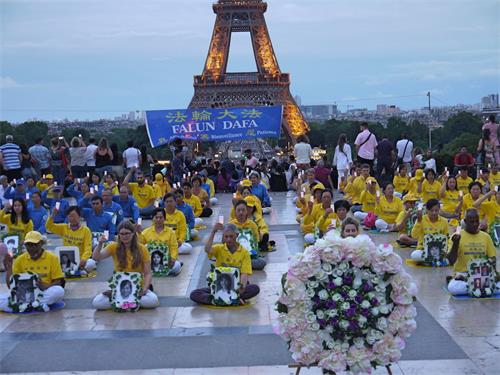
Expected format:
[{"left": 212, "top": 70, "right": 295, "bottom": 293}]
[{"left": 24, "top": 231, "right": 44, "bottom": 244}]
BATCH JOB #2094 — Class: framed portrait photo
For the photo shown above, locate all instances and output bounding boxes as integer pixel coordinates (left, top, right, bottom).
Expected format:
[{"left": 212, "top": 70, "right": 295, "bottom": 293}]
[
  {"left": 8, "top": 272, "right": 44, "bottom": 312},
  {"left": 146, "top": 241, "right": 170, "bottom": 277},
  {"left": 3, "top": 234, "right": 21, "bottom": 257},
  {"left": 467, "top": 258, "right": 497, "bottom": 297},
  {"left": 208, "top": 266, "right": 240, "bottom": 306},
  {"left": 236, "top": 229, "right": 258, "bottom": 256},
  {"left": 423, "top": 234, "right": 448, "bottom": 265},
  {"left": 492, "top": 223, "right": 500, "bottom": 246},
  {"left": 109, "top": 272, "right": 143, "bottom": 312},
  {"left": 55, "top": 246, "right": 81, "bottom": 277}
]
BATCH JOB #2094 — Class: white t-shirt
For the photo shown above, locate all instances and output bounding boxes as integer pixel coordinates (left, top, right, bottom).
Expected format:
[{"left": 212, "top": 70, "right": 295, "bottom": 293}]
[
  {"left": 396, "top": 139, "right": 414, "bottom": 163},
  {"left": 85, "top": 144, "right": 98, "bottom": 166},
  {"left": 123, "top": 147, "right": 141, "bottom": 168},
  {"left": 294, "top": 142, "right": 312, "bottom": 164}
]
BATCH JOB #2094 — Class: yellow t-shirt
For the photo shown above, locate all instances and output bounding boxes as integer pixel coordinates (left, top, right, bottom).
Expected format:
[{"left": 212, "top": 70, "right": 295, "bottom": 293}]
[
  {"left": 490, "top": 172, "right": 500, "bottom": 188},
  {"left": 441, "top": 190, "right": 460, "bottom": 214},
  {"left": 302, "top": 203, "right": 324, "bottom": 226},
  {"left": 164, "top": 209, "right": 188, "bottom": 243},
  {"left": 46, "top": 216, "right": 93, "bottom": 261},
  {"left": 393, "top": 174, "right": 410, "bottom": 194},
  {"left": 315, "top": 211, "right": 338, "bottom": 234},
  {"left": 478, "top": 199, "right": 500, "bottom": 226},
  {"left": 456, "top": 176, "right": 473, "bottom": 194},
  {"left": 351, "top": 176, "right": 368, "bottom": 204},
  {"left": 103, "top": 183, "right": 119, "bottom": 195},
  {"left": 375, "top": 196, "right": 404, "bottom": 224},
  {"left": 253, "top": 215, "right": 269, "bottom": 236},
  {"left": 450, "top": 230, "right": 496, "bottom": 273},
  {"left": 407, "top": 177, "right": 423, "bottom": 199},
  {"left": 128, "top": 183, "right": 155, "bottom": 209},
  {"left": 36, "top": 181, "right": 49, "bottom": 192},
  {"left": 105, "top": 241, "right": 150, "bottom": 273},
  {"left": 206, "top": 178, "right": 215, "bottom": 198},
  {"left": 184, "top": 194, "right": 202, "bottom": 217},
  {"left": 139, "top": 225, "right": 179, "bottom": 260},
  {"left": 153, "top": 181, "right": 171, "bottom": 198},
  {"left": 360, "top": 190, "right": 377, "bottom": 213},
  {"left": 0, "top": 211, "right": 33, "bottom": 242},
  {"left": 421, "top": 180, "right": 442, "bottom": 203},
  {"left": 229, "top": 219, "right": 260, "bottom": 242},
  {"left": 13, "top": 250, "right": 64, "bottom": 284},
  {"left": 208, "top": 243, "right": 252, "bottom": 275},
  {"left": 461, "top": 193, "right": 483, "bottom": 218},
  {"left": 396, "top": 210, "right": 412, "bottom": 235},
  {"left": 194, "top": 188, "right": 209, "bottom": 206},
  {"left": 411, "top": 215, "right": 449, "bottom": 248}
]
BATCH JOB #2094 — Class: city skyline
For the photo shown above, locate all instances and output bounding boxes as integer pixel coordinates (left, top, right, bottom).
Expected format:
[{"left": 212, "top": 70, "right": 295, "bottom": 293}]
[{"left": 1, "top": 0, "right": 499, "bottom": 122}]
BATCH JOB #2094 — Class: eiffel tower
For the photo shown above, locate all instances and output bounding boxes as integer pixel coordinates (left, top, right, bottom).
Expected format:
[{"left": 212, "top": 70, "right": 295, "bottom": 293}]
[{"left": 189, "top": 0, "right": 309, "bottom": 146}]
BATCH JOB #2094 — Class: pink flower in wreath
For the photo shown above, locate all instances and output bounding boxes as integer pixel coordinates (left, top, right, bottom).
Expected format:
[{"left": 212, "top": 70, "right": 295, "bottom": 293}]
[
  {"left": 346, "top": 346, "right": 375, "bottom": 374},
  {"left": 288, "top": 251, "right": 321, "bottom": 281},
  {"left": 372, "top": 334, "right": 405, "bottom": 365},
  {"left": 390, "top": 272, "right": 418, "bottom": 305},
  {"left": 121, "top": 301, "right": 137, "bottom": 310},
  {"left": 318, "top": 350, "right": 348, "bottom": 373}
]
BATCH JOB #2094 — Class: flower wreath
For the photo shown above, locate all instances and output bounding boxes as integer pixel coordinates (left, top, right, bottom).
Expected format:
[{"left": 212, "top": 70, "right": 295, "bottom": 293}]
[
  {"left": 467, "top": 257, "right": 498, "bottom": 298},
  {"left": 147, "top": 241, "right": 171, "bottom": 277},
  {"left": 109, "top": 271, "right": 143, "bottom": 312},
  {"left": 207, "top": 264, "right": 241, "bottom": 306},
  {"left": 422, "top": 233, "right": 449, "bottom": 267},
  {"left": 276, "top": 232, "right": 418, "bottom": 375},
  {"left": 8, "top": 272, "right": 45, "bottom": 313}
]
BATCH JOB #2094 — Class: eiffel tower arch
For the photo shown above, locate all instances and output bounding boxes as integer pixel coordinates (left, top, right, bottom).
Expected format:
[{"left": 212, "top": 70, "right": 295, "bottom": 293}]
[{"left": 189, "top": 0, "right": 309, "bottom": 147}]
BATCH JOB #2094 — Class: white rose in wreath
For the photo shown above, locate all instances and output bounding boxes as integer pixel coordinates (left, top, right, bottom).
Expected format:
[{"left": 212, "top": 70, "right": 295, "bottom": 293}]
[
  {"left": 322, "top": 263, "right": 333, "bottom": 274},
  {"left": 333, "top": 277, "right": 343, "bottom": 286},
  {"left": 339, "top": 320, "right": 349, "bottom": 329},
  {"left": 473, "top": 289, "right": 482, "bottom": 298},
  {"left": 361, "top": 300, "right": 371, "bottom": 309},
  {"left": 348, "top": 290, "right": 357, "bottom": 298},
  {"left": 318, "top": 290, "right": 329, "bottom": 300},
  {"left": 341, "top": 302, "right": 350, "bottom": 310},
  {"left": 306, "top": 312, "right": 316, "bottom": 323},
  {"left": 316, "top": 309, "right": 325, "bottom": 319}
]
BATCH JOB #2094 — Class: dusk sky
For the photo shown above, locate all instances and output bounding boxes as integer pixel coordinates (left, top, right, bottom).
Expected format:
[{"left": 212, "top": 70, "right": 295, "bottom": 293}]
[{"left": 0, "top": 0, "right": 498, "bottom": 122}]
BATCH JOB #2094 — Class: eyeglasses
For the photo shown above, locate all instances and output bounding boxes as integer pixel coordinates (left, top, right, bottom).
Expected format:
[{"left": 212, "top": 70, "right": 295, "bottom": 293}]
[{"left": 119, "top": 232, "right": 133, "bottom": 236}]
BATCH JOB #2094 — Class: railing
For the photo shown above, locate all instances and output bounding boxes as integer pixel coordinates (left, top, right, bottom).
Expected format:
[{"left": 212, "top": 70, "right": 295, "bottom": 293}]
[{"left": 194, "top": 72, "right": 289, "bottom": 85}]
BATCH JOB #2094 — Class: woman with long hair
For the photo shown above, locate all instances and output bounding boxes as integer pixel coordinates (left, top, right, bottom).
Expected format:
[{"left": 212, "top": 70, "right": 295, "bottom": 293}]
[
  {"left": 477, "top": 128, "right": 495, "bottom": 167},
  {"left": 50, "top": 137, "right": 69, "bottom": 185},
  {"left": 95, "top": 137, "right": 114, "bottom": 177},
  {"left": 439, "top": 175, "right": 461, "bottom": 221},
  {"left": 92, "top": 220, "right": 159, "bottom": 309},
  {"left": 333, "top": 133, "right": 353, "bottom": 189},
  {"left": 0, "top": 198, "right": 33, "bottom": 242}
]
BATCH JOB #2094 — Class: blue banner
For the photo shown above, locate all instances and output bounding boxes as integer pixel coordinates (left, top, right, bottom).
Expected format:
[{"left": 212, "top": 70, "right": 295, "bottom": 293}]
[{"left": 145, "top": 106, "right": 283, "bottom": 147}]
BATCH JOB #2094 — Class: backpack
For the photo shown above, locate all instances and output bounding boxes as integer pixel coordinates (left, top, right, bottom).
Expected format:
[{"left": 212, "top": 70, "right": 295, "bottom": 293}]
[{"left": 363, "top": 212, "right": 377, "bottom": 229}]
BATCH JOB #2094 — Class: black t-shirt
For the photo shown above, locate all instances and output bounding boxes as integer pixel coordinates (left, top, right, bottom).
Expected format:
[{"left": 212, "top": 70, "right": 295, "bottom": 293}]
[{"left": 377, "top": 139, "right": 393, "bottom": 161}]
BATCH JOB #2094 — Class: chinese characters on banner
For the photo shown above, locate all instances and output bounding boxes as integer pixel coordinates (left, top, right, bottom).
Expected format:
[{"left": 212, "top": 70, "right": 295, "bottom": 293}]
[{"left": 145, "top": 106, "right": 283, "bottom": 147}]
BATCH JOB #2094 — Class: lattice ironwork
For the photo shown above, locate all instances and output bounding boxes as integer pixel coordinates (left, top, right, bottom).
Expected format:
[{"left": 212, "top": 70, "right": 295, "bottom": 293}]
[{"left": 189, "top": 0, "right": 308, "bottom": 141}]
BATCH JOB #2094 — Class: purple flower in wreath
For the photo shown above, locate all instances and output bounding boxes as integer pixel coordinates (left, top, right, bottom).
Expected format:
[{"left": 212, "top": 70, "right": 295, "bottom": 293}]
[
  {"left": 330, "top": 317, "right": 338, "bottom": 326},
  {"left": 327, "top": 281, "right": 336, "bottom": 290},
  {"left": 343, "top": 275, "right": 353, "bottom": 285},
  {"left": 340, "top": 291, "right": 348, "bottom": 299},
  {"left": 345, "top": 307, "right": 357, "bottom": 318},
  {"left": 362, "top": 282, "right": 373, "bottom": 292},
  {"left": 370, "top": 297, "right": 379, "bottom": 306},
  {"left": 355, "top": 294, "right": 364, "bottom": 303},
  {"left": 348, "top": 320, "right": 360, "bottom": 330},
  {"left": 325, "top": 300, "right": 337, "bottom": 309},
  {"left": 317, "top": 319, "right": 327, "bottom": 328},
  {"left": 361, "top": 308, "right": 371, "bottom": 317}
]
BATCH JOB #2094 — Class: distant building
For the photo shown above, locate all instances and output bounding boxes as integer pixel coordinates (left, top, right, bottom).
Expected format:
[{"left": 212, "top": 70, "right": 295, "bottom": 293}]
[
  {"left": 128, "top": 111, "right": 136, "bottom": 121},
  {"left": 481, "top": 94, "right": 499, "bottom": 110},
  {"left": 376, "top": 104, "right": 388, "bottom": 115},
  {"left": 300, "top": 104, "right": 338, "bottom": 121}
]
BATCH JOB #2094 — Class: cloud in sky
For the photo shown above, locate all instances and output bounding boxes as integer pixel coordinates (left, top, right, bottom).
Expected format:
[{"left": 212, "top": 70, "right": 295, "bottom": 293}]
[{"left": 0, "top": 0, "right": 498, "bottom": 121}]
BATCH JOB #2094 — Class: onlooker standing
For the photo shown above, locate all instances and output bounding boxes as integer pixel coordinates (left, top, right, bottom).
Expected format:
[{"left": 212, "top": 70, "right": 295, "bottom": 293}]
[
  {"left": 0, "top": 135, "right": 22, "bottom": 181},
  {"left": 172, "top": 148, "right": 184, "bottom": 183},
  {"left": 376, "top": 135, "right": 395, "bottom": 183},
  {"left": 244, "top": 149, "right": 259, "bottom": 170},
  {"left": 85, "top": 138, "right": 98, "bottom": 175},
  {"left": 332, "top": 133, "right": 352, "bottom": 188},
  {"left": 314, "top": 159, "right": 333, "bottom": 189},
  {"left": 110, "top": 143, "right": 123, "bottom": 177},
  {"left": 477, "top": 129, "right": 495, "bottom": 167},
  {"left": 396, "top": 133, "right": 413, "bottom": 172},
  {"left": 95, "top": 138, "right": 114, "bottom": 177},
  {"left": 354, "top": 122, "right": 377, "bottom": 170},
  {"left": 482, "top": 115, "right": 499, "bottom": 165},
  {"left": 140, "top": 145, "right": 155, "bottom": 176},
  {"left": 122, "top": 140, "right": 141, "bottom": 172},
  {"left": 293, "top": 135, "right": 312, "bottom": 170},
  {"left": 69, "top": 136, "right": 87, "bottom": 178},
  {"left": 50, "top": 137, "right": 69, "bottom": 185},
  {"left": 20, "top": 144, "right": 35, "bottom": 179},
  {"left": 28, "top": 137, "right": 51, "bottom": 178},
  {"left": 423, "top": 149, "right": 436, "bottom": 173}
]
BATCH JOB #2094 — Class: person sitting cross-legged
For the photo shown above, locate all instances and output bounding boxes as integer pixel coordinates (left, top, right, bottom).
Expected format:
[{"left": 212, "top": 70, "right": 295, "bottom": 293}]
[
  {"left": 395, "top": 194, "right": 419, "bottom": 247},
  {"left": 0, "top": 231, "right": 65, "bottom": 312},
  {"left": 174, "top": 189, "right": 198, "bottom": 239},
  {"left": 447, "top": 208, "right": 500, "bottom": 295},
  {"left": 410, "top": 199, "right": 449, "bottom": 262},
  {"left": 92, "top": 220, "right": 160, "bottom": 309},
  {"left": 137, "top": 207, "right": 182, "bottom": 276},
  {"left": 163, "top": 192, "right": 192, "bottom": 254},
  {"left": 190, "top": 223, "right": 259, "bottom": 305},
  {"left": 46, "top": 206, "right": 96, "bottom": 273}
]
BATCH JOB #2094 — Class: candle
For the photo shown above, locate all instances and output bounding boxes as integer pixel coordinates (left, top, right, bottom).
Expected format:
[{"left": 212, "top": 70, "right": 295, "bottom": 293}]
[
  {"left": 137, "top": 218, "right": 142, "bottom": 226},
  {"left": 218, "top": 215, "right": 224, "bottom": 224},
  {"left": 103, "top": 230, "right": 109, "bottom": 240},
  {"left": 55, "top": 201, "right": 60, "bottom": 210}
]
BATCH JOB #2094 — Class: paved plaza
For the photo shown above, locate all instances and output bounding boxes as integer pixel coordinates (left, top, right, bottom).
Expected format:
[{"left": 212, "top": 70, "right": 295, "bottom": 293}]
[{"left": 0, "top": 192, "right": 499, "bottom": 375}]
